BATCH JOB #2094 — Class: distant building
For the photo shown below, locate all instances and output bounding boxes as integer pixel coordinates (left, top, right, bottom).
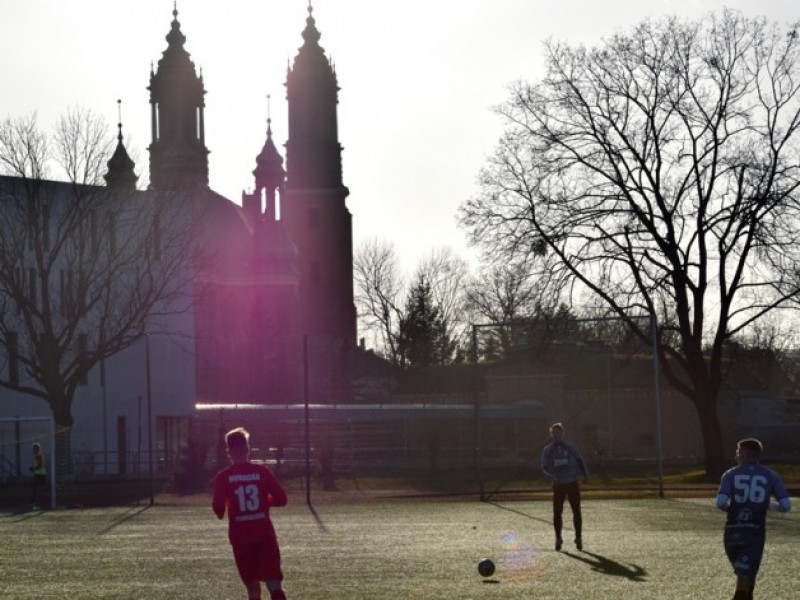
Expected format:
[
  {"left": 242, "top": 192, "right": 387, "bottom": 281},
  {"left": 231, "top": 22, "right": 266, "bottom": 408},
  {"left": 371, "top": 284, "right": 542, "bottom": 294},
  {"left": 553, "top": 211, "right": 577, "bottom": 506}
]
[{"left": 0, "top": 6, "right": 356, "bottom": 476}]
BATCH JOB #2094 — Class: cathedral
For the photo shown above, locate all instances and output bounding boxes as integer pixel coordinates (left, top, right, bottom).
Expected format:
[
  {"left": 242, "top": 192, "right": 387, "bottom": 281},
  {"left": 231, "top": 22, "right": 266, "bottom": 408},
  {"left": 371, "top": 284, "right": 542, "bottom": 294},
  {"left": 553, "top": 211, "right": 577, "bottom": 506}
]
[
  {"left": 127, "top": 4, "right": 356, "bottom": 407},
  {"left": 0, "top": 5, "right": 356, "bottom": 476}
]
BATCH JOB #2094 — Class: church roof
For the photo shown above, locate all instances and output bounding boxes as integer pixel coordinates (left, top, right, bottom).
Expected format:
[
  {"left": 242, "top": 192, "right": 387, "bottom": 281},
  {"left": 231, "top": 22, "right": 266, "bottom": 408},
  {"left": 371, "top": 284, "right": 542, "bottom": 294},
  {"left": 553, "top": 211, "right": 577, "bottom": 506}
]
[
  {"left": 254, "top": 119, "right": 285, "bottom": 188},
  {"left": 104, "top": 121, "right": 137, "bottom": 191}
]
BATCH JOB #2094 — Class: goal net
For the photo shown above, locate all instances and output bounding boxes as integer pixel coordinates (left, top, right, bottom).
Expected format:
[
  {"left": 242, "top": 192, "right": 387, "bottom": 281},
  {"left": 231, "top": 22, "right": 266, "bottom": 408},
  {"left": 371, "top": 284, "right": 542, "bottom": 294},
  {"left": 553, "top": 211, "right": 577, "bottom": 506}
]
[
  {"left": 471, "top": 315, "right": 670, "bottom": 474},
  {"left": 0, "top": 416, "right": 57, "bottom": 509}
]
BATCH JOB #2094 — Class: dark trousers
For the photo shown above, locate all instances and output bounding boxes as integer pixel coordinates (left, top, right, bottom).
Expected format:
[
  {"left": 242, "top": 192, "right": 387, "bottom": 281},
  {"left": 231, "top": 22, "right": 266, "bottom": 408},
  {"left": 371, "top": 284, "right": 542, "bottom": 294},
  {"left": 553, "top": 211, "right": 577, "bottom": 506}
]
[
  {"left": 552, "top": 481, "right": 582, "bottom": 540},
  {"left": 31, "top": 474, "right": 46, "bottom": 505}
]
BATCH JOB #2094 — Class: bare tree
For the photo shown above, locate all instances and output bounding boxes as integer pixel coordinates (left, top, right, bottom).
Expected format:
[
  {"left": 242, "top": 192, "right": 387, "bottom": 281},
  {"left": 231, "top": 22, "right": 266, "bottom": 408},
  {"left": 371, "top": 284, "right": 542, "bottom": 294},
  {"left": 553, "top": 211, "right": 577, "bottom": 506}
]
[
  {"left": 415, "top": 247, "right": 469, "bottom": 357},
  {"left": 353, "top": 238, "right": 405, "bottom": 363},
  {"left": 354, "top": 240, "right": 472, "bottom": 365},
  {"left": 460, "top": 11, "right": 800, "bottom": 476},
  {"left": 464, "top": 262, "right": 546, "bottom": 357},
  {"left": 0, "top": 110, "right": 195, "bottom": 472}
]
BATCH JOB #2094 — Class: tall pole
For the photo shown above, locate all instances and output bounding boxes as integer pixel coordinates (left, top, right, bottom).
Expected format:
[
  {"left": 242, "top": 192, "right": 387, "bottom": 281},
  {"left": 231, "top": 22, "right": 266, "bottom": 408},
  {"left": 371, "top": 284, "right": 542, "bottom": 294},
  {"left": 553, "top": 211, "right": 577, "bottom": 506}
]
[
  {"left": 606, "top": 346, "right": 613, "bottom": 460},
  {"left": 49, "top": 416, "right": 57, "bottom": 509},
  {"left": 145, "top": 334, "right": 155, "bottom": 506},
  {"left": 101, "top": 359, "right": 108, "bottom": 476},
  {"left": 651, "top": 313, "right": 664, "bottom": 498},
  {"left": 472, "top": 324, "right": 484, "bottom": 501},
  {"left": 303, "top": 335, "right": 311, "bottom": 507}
]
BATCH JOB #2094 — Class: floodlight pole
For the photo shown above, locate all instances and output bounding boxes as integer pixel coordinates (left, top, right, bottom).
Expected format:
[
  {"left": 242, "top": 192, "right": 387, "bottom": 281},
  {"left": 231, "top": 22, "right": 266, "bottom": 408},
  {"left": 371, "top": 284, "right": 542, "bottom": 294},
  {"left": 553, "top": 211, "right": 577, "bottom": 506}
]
[
  {"left": 650, "top": 313, "right": 664, "bottom": 499},
  {"left": 303, "top": 335, "right": 312, "bottom": 507},
  {"left": 472, "top": 324, "right": 485, "bottom": 502},
  {"left": 145, "top": 333, "right": 155, "bottom": 507}
]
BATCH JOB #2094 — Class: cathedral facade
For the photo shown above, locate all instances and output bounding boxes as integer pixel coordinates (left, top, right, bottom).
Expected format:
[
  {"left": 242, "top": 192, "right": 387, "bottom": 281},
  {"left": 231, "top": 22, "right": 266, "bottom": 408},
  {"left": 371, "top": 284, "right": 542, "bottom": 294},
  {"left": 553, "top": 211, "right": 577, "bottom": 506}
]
[{"left": 146, "top": 6, "right": 357, "bottom": 407}]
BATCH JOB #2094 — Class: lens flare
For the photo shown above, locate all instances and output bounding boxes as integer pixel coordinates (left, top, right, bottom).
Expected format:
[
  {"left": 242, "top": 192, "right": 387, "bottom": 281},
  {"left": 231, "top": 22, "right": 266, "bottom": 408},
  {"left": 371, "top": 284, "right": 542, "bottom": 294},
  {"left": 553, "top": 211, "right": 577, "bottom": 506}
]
[{"left": 499, "top": 531, "right": 543, "bottom": 581}]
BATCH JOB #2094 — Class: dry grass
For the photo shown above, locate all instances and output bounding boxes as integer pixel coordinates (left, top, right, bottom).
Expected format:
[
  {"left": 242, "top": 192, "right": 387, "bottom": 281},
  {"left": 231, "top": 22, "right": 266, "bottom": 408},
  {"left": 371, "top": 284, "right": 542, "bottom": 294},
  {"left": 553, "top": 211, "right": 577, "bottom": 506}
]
[{"left": 2, "top": 493, "right": 798, "bottom": 599}]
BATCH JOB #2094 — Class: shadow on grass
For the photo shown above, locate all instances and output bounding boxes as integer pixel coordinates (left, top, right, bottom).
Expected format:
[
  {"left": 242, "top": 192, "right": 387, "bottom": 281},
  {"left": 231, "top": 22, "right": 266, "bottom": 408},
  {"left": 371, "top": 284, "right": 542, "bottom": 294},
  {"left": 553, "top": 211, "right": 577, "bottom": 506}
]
[
  {"left": 562, "top": 550, "right": 647, "bottom": 582},
  {"left": 488, "top": 502, "right": 552, "bottom": 526},
  {"left": 1, "top": 508, "right": 47, "bottom": 523},
  {"left": 307, "top": 503, "right": 329, "bottom": 532},
  {"left": 98, "top": 505, "right": 151, "bottom": 535}
]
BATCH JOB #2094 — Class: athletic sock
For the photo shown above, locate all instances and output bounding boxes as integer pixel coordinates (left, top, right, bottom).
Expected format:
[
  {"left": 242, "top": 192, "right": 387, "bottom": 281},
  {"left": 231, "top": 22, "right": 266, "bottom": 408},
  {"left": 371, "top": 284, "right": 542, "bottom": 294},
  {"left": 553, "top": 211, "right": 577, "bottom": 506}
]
[{"left": 269, "top": 590, "right": 287, "bottom": 600}]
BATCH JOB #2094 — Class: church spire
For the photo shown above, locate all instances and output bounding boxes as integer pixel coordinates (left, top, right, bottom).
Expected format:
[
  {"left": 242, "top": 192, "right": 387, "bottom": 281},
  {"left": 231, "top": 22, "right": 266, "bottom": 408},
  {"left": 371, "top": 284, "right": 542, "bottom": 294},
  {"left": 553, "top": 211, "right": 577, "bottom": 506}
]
[
  {"left": 285, "top": 3, "right": 343, "bottom": 190},
  {"left": 147, "top": 4, "right": 209, "bottom": 192},
  {"left": 243, "top": 95, "right": 286, "bottom": 222},
  {"left": 105, "top": 99, "right": 138, "bottom": 192},
  {"left": 301, "top": 2, "right": 322, "bottom": 49},
  {"left": 254, "top": 96, "right": 286, "bottom": 209}
]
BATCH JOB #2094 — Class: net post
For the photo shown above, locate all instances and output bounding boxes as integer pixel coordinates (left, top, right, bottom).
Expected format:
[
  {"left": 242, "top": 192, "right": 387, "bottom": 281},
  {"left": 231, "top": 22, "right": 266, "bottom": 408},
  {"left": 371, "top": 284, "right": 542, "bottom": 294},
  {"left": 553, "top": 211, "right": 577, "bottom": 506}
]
[{"left": 49, "top": 417, "right": 57, "bottom": 509}]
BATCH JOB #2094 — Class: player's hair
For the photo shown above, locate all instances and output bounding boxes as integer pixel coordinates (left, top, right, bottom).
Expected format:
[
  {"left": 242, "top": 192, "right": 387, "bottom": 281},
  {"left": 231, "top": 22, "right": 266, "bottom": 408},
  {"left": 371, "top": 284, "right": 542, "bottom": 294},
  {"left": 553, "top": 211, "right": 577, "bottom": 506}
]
[
  {"left": 225, "top": 427, "right": 250, "bottom": 453},
  {"left": 32, "top": 442, "right": 41, "bottom": 452},
  {"left": 737, "top": 438, "right": 763, "bottom": 457},
  {"left": 550, "top": 422, "right": 564, "bottom": 432}
]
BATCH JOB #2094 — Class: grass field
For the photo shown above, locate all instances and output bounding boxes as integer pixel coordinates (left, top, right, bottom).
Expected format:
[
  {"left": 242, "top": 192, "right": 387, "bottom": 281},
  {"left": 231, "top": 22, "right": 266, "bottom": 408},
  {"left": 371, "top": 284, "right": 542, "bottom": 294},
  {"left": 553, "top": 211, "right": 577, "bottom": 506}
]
[{"left": 2, "top": 493, "right": 798, "bottom": 599}]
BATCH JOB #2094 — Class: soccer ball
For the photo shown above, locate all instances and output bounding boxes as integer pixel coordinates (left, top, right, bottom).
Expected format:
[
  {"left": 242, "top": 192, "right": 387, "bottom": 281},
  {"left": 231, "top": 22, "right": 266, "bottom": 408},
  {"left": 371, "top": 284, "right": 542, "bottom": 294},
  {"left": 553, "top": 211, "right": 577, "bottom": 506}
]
[{"left": 477, "top": 558, "right": 495, "bottom": 577}]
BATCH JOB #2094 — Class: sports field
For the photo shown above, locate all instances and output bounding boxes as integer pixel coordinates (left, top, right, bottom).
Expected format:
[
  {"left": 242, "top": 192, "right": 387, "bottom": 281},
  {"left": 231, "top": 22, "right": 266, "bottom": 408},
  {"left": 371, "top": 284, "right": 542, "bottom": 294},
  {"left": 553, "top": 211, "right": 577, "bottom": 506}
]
[{"left": 1, "top": 496, "right": 798, "bottom": 599}]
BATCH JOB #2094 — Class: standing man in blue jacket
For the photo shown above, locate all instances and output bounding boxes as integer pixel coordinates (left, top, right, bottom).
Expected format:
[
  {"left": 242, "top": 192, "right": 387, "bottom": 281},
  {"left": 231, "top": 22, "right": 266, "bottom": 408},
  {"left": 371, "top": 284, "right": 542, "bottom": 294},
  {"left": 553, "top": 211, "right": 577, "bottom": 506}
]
[{"left": 541, "top": 422, "right": 588, "bottom": 551}]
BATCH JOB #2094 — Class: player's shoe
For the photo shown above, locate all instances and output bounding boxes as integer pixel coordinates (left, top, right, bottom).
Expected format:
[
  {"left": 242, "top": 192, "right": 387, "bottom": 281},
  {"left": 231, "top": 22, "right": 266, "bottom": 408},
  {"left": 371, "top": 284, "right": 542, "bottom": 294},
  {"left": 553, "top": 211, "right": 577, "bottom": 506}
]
[
  {"left": 555, "top": 537, "right": 563, "bottom": 551},
  {"left": 576, "top": 537, "right": 583, "bottom": 551}
]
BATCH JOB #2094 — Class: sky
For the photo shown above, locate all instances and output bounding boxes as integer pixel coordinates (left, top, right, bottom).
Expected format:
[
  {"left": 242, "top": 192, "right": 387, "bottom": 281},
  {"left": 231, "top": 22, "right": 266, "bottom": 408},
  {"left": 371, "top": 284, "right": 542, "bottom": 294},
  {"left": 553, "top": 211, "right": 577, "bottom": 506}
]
[{"left": 2, "top": 0, "right": 798, "bottom": 275}]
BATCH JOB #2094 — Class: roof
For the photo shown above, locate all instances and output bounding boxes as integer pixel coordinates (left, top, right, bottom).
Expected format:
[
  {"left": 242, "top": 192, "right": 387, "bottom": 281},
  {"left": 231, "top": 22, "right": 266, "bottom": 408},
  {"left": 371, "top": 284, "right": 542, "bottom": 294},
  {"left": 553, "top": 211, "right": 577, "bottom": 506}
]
[{"left": 196, "top": 401, "right": 546, "bottom": 421}]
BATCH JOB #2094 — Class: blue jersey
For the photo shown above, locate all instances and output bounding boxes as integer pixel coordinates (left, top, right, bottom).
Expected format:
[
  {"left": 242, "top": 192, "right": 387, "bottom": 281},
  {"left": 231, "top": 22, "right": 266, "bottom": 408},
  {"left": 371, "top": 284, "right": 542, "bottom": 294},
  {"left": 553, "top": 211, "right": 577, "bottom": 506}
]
[
  {"left": 541, "top": 441, "right": 587, "bottom": 484},
  {"left": 717, "top": 463, "right": 789, "bottom": 534}
]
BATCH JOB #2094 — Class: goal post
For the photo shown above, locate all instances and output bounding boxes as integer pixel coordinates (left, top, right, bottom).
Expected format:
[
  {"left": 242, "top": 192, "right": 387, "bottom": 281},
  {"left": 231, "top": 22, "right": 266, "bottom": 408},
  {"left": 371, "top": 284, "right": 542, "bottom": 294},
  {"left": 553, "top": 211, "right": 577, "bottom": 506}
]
[{"left": 0, "top": 416, "right": 57, "bottom": 509}]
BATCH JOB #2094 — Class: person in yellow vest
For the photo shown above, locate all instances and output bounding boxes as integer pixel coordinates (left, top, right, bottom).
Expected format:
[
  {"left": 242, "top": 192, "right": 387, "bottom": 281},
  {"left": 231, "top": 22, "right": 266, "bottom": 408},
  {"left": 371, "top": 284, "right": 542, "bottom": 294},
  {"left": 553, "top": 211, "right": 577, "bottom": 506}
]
[{"left": 30, "top": 442, "right": 47, "bottom": 509}]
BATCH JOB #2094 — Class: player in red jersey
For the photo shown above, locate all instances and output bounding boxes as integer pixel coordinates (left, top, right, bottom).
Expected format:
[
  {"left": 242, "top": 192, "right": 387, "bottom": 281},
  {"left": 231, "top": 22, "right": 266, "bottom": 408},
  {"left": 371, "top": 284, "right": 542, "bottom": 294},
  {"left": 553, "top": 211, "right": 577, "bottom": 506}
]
[{"left": 213, "top": 427, "right": 289, "bottom": 600}]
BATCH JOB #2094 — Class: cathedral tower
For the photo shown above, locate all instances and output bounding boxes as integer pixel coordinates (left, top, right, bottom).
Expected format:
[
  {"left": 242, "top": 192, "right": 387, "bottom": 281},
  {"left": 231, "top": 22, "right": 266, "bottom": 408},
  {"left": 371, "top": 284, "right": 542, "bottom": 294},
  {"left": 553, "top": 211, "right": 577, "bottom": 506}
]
[
  {"left": 148, "top": 6, "right": 209, "bottom": 192},
  {"left": 240, "top": 115, "right": 302, "bottom": 402},
  {"left": 282, "top": 5, "right": 356, "bottom": 402},
  {"left": 104, "top": 101, "right": 138, "bottom": 192}
]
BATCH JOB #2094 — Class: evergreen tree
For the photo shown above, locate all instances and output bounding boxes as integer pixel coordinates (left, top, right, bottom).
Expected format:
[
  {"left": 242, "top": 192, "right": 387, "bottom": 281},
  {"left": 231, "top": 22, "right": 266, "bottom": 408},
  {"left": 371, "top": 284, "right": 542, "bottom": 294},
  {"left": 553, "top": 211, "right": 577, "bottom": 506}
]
[{"left": 397, "top": 276, "right": 455, "bottom": 368}]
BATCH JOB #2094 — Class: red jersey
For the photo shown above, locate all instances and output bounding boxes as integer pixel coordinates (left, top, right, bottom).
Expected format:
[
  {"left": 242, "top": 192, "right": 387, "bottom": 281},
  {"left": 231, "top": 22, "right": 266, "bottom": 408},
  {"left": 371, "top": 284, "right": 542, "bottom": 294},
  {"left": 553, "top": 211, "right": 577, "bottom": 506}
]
[{"left": 212, "top": 461, "right": 288, "bottom": 544}]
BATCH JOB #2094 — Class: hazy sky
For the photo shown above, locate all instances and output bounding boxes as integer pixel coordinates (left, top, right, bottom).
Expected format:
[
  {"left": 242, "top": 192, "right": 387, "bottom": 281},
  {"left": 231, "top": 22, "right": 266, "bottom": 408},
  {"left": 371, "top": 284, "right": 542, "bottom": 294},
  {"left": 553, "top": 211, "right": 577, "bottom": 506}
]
[{"left": 2, "top": 0, "right": 797, "bottom": 273}]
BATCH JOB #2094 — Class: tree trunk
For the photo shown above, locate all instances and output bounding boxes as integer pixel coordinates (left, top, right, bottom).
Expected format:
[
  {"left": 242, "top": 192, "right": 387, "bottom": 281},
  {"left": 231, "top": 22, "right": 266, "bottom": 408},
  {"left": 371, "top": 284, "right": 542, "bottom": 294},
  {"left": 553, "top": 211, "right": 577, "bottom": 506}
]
[
  {"left": 49, "top": 396, "right": 75, "bottom": 481},
  {"left": 693, "top": 388, "right": 726, "bottom": 480},
  {"left": 54, "top": 426, "right": 74, "bottom": 480}
]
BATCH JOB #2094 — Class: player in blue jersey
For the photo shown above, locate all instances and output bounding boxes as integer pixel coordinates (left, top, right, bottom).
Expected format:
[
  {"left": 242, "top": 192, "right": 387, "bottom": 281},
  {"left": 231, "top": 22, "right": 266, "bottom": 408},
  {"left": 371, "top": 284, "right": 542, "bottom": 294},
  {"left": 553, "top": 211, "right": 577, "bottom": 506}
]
[
  {"left": 716, "top": 438, "right": 791, "bottom": 600},
  {"left": 541, "top": 422, "right": 588, "bottom": 551}
]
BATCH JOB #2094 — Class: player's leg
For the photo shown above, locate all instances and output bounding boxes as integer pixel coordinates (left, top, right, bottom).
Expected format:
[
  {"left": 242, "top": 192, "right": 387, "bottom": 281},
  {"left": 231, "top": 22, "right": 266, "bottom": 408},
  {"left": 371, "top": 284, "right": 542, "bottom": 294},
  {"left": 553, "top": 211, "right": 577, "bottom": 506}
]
[
  {"left": 30, "top": 475, "right": 38, "bottom": 508},
  {"left": 261, "top": 530, "right": 286, "bottom": 599},
  {"left": 566, "top": 482, "right": 583, "bottom": 549},
  {"left": 244, "top": 580, "right": 262, "bottom": 600},
  {"left": 732, "top": 574, "right": 752, "bottom": 599},
  {"left": 266, "top": 579, "right": 287, "bottom": 600},
  {"left": 725, "top": 534, "right": 762, "bottom": 600},
  {"left": 734, "top": 537, "right": 764, "bottom": 599},
  {"left": 233, "top": 543, "right": 263, "bottom": 600},
  {"left": 553, "top": 484, "right": 566, "bottom": 550}
]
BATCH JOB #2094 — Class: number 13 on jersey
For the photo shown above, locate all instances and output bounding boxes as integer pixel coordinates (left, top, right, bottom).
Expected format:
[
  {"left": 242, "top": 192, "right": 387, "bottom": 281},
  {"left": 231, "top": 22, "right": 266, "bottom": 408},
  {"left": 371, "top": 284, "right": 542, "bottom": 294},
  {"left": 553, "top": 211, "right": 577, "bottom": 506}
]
[{"left": 234, "top": 484, "right": 261, "bottom": 512}]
